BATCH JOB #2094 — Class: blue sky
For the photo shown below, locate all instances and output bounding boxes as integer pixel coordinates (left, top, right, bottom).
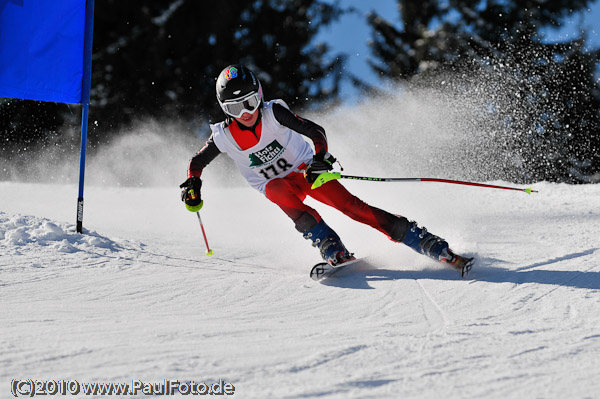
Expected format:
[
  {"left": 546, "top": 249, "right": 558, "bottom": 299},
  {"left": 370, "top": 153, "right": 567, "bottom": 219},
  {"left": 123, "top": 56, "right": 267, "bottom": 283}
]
[{"left": 318, "top": 0, "right": 600, "bottom": 101}]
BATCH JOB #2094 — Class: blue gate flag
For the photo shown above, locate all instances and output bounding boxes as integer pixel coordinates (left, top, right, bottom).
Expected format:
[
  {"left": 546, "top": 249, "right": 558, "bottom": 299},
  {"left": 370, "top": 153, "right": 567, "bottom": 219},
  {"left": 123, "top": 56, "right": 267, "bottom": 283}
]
[
  {"left": 0, "top": 0, "right": 95, "bottom": 233},
  {"left": 0, "top": 0, "right": 87, "bottom": 104}
]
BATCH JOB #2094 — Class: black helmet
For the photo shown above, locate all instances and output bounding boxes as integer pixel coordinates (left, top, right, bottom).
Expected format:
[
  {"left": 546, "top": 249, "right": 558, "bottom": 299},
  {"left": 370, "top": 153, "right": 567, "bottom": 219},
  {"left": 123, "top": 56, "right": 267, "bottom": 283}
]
[{"left": 216, "top": 64, "right": 263, "bottom": 118}]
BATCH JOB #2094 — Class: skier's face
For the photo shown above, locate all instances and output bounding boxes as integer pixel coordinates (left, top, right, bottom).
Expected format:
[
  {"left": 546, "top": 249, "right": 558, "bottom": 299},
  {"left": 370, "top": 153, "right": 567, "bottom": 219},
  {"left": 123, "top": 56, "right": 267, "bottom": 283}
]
[{"left": 235, "top": 108, "right": 259, "bottom": 127}]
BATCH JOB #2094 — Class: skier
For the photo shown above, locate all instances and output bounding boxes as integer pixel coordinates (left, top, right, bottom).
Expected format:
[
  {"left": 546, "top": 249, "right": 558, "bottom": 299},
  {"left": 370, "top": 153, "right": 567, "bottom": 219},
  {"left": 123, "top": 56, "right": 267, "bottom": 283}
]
[{"left": 180, "top": 64, "right": 473, "bottom": 275}]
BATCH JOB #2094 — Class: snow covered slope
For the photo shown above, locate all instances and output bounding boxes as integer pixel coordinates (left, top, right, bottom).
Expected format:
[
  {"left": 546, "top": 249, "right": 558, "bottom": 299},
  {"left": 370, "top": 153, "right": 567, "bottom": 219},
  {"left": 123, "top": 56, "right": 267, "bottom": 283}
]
[{"left": 1, "top": 178, "right": 599, "bottom": 398}]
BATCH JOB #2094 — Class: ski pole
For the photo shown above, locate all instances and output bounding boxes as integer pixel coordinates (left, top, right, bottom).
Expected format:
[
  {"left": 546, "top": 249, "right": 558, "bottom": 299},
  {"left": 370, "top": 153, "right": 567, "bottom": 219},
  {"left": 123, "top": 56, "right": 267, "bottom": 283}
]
[
  {"left": 311, "top": 172, "right": 538, "bottom": 194},
  {"left": 196, "top": 211, "right": 214, "bottom": 256}
]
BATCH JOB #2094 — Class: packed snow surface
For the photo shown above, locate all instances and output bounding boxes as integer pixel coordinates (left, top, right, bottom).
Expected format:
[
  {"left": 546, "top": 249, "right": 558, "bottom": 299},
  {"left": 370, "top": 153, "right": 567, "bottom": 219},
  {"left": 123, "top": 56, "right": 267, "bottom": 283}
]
[
  {"left": 1, "top": 178, "right": 599, "bottom": 398},
  {"left": 2, "top": 81, "right": 600, "bottom": 397}
]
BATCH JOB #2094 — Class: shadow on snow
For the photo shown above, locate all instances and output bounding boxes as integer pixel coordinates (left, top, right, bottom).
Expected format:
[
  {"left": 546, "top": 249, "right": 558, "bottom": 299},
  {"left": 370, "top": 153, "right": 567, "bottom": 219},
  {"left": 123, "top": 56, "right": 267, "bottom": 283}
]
[{"left": 320, "top": 250, "right": 600, "bottom": 290}]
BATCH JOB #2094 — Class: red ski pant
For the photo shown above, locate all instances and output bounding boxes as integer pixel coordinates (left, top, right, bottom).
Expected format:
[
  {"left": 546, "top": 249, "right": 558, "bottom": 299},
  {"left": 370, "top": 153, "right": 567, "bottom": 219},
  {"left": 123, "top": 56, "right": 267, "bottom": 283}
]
[{"left": 264, "top": 172, "right": 406, "bottom": 241}]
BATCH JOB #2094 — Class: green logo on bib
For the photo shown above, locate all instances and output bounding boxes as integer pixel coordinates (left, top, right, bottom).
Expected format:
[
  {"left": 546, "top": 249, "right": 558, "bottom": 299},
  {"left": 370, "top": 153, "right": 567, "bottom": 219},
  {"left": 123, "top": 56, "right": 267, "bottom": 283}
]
[{"left": 249, "top": 140, "right": 285, "bottom": 167}]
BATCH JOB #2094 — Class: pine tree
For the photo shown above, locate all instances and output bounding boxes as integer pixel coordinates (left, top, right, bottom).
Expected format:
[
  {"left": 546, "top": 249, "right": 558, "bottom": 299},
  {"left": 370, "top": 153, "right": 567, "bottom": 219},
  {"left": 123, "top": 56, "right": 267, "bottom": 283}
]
[
  {"left": 367, "top": 0, "right": 600, "bottom": 182},
  {"left": 90, "top": 0, "right": 345, "bottom": 128}
]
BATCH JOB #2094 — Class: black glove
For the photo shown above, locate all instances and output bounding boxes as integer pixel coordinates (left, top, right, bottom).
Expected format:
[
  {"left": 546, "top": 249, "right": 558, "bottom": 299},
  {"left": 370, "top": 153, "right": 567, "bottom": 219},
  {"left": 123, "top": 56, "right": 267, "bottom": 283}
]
[
  {"left": 179, "top": 176, "right": 203, "bottom": 212},
  {"left": 305, "top": 151, "right": 336, "bottom": 183}
]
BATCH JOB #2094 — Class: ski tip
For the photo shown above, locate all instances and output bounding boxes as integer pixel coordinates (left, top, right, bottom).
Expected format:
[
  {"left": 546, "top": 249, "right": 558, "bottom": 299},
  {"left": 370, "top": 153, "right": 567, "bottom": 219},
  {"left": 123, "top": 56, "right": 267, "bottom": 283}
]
[
  {"left": 310, "top": 262, "right": 329, "bottom": 281},
  {"left": 461, "top": 257, "right": 475, "bottom": 278}
]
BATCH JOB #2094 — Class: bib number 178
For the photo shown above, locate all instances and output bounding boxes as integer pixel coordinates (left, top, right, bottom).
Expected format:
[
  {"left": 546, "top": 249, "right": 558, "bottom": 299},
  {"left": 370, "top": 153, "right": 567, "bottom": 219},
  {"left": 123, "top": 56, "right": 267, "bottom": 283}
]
[{"left": 258, "top": 158, "right": 293, "bottom": 179}]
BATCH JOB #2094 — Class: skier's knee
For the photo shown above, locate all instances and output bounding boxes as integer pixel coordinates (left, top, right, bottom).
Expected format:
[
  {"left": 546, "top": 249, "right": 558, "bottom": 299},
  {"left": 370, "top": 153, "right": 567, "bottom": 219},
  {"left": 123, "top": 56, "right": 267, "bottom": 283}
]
[
  {"left": 294, "top": 212, "right": 319, "bottom": 233},
  {"left": 387, "top": 215, "right": 410, "bottom": 242}
]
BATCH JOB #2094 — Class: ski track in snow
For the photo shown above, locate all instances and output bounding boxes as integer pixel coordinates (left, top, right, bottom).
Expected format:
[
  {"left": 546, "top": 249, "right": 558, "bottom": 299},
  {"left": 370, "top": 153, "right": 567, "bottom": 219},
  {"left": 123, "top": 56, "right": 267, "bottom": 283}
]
[{"left": 1, "top": 181, "right": 600, "bottom": 398}]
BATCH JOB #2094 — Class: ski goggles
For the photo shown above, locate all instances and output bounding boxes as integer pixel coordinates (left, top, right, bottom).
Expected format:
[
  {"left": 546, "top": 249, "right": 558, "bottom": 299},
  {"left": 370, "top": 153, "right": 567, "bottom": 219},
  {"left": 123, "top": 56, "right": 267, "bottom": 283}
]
[{"left": 220, "top": 92, "right": 261, "bottom": 118}]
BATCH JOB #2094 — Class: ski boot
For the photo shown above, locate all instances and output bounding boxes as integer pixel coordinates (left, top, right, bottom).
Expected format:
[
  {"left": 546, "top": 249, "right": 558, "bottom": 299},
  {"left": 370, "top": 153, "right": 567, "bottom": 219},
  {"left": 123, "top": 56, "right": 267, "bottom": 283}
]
[
  {"left": 403, "top": 221, "right": 474, "bottom": 277},
  {"left": 303, "top": 219, "right": 354, "bottom": 266}
]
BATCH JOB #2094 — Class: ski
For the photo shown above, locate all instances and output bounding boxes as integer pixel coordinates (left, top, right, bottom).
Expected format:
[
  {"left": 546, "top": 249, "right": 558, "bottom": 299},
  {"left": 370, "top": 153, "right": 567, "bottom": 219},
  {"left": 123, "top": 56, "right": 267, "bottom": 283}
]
[
  {"left": 310, "top": 257, "right": 363, "bottom": 281},
  {"left": 310, "top": 255, "right": 474, "bottom": 280}
]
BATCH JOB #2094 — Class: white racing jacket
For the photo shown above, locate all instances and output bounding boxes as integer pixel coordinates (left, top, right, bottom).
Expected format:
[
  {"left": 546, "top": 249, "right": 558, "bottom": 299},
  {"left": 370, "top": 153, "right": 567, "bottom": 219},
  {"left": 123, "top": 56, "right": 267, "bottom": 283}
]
[{"left": 210, "top": 100, "right": 314, "bottom": 193}]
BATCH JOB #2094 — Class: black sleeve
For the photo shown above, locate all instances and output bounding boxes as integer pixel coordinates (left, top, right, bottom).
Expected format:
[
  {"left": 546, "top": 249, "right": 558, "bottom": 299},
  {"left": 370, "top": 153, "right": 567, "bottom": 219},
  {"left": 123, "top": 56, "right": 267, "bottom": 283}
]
[
  {"left": 187, "top": 135, "right": 221, "bottom": 177},
  {"left": 272, "top": 102, "right": 328, "bottom": 153}
]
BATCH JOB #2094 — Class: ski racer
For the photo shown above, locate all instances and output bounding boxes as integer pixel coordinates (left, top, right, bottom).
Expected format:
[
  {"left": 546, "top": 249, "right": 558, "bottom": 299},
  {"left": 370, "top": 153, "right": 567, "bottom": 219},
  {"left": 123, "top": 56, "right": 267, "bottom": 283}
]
[{"left": 180, "top": 64, "right": 473, "bottom": 275}]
